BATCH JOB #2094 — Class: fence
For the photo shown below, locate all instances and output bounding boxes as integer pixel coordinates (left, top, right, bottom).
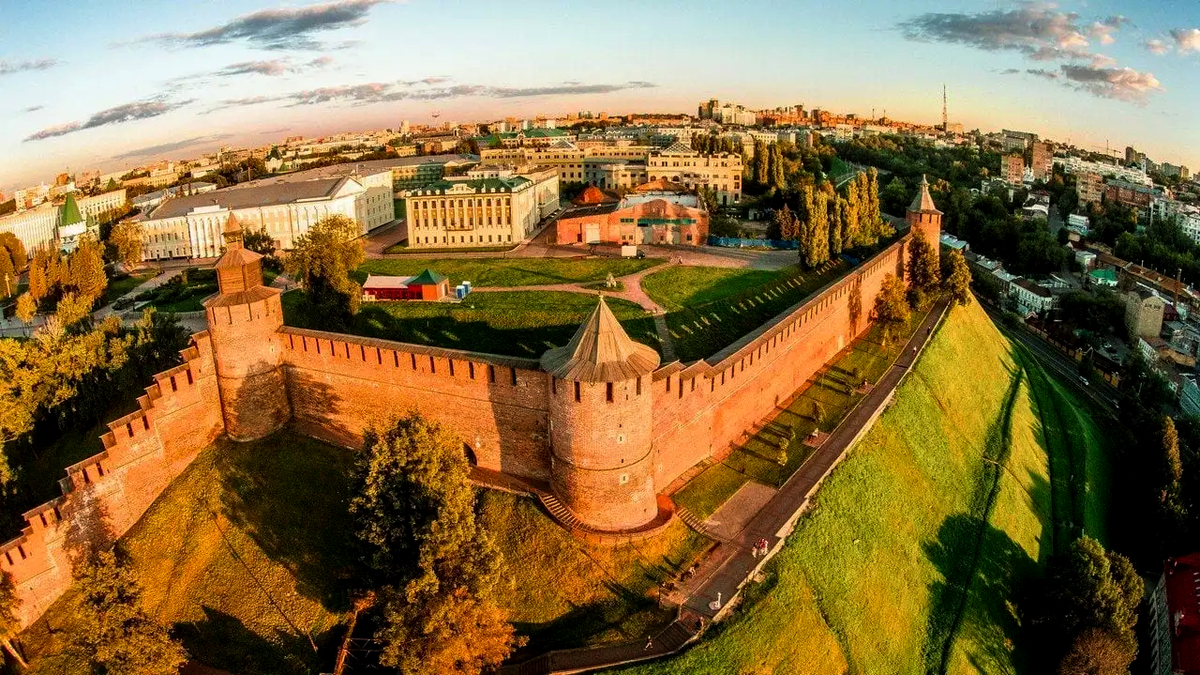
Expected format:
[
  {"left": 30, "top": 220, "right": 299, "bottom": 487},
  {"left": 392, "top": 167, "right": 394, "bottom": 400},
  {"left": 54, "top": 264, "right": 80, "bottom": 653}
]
[{"left": 707, "top": 236, "right": 799, "bottom": 250}]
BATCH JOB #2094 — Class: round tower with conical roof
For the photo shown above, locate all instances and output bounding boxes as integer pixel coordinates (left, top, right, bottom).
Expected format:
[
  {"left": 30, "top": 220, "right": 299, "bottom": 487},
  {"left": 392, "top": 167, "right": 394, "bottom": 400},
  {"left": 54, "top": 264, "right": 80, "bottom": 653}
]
[
  {"left": 907, "top": 174, "right": 943, "bottom": 263},
  {"left": 541, "top": 297, "right": 660, "bottom": 531},
  {"left": 204, "top": 213, "right": 291, "bottom": 441}
]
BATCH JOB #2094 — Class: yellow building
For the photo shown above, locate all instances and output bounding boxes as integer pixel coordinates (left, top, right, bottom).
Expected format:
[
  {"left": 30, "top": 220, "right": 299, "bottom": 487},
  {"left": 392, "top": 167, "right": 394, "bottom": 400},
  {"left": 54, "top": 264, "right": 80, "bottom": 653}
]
[
  {"left": 647, "top": 142, "right": 743, "bottom": 205},
  {"left": 405, "top": 167, "right": 559, "bottom": 249}
]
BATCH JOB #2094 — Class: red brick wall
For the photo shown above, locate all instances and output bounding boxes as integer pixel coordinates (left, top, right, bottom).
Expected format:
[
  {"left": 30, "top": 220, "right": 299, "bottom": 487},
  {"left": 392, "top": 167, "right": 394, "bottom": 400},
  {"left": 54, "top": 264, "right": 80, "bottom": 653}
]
[
  {"left": 279, "top": 329, "right": 553, "bottom": 481},
  {"left": 1, "top": 333, "right": 224, "bottom": 628},
  {"left": 206, "top": 293, "right": 291, "bottom": 441},
  {"left": 649, "top": 236, "right": 911, "bottom": 486}
]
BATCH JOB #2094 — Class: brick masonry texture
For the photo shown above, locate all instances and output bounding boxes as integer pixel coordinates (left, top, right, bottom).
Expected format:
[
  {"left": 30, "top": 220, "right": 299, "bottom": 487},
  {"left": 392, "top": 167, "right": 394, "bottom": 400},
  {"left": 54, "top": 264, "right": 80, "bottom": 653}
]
[{"left": 3, "top": 206, "right": 937, "bottom": 629}]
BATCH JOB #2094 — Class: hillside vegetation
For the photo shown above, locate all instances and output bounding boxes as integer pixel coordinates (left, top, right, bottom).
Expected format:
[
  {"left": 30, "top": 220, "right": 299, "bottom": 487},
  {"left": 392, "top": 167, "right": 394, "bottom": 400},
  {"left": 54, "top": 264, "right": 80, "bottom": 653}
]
[{"left": 619, "top": 299, "right": 1115, "bottom": 675}]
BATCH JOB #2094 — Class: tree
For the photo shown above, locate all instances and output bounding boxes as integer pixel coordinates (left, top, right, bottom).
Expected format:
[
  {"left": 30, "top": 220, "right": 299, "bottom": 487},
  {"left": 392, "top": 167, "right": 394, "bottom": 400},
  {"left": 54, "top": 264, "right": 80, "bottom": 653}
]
[
  {"left": 242, "top": 227, "right": 279, "bottom": 269},
  {"left": 905, "top": 234, "right": 940, "bottom": 310},
  {"left": 806, "top": 190, "right": 830, "bottom": 268},
  {"left": 0, "top": 253, "right": 13, "bottom": 301},
  {"left": 1037, "top": 536, "right": 1143, "bottom": 653},
  {"left": 15, "top": 293, "right": 36, "bottom": 324},
  {"left": 68, "top": 236, "right": 107, "bottom": 303},
  {"left": 709, "top": 214, "right": 741, "bottom": 238},
  {"left": 72, "top": 549, "right": 188, "bottom": 674},
  {"left": 284, "top": 215, "right": 364, "bottom": 330},
  {"left": 28, "top": 251, "right": 49, "bottom": 301},
  {"left": 351, "top": 414, "right": 524, "bottom": 674},
  {"left": 55, "top": 292, "right": 93, "bottom": 330},
  {"left": 1057, "top": 628, "right": 1135, "bottom": 675},
  {"left": 0, "top": 232, "right": 26, "bottom": 272},
  {"left": 1157, "top": 416, "right": 1188, "bottom": 546},
  {"left": 108, "top": 220, "right": 144, "bottom": 270},
  {"left": 942, "top": 249, "right": 972, "bottom": 306},
  {"left": 0, "top": 571, "right": 26, "bottom": 667},
  {"left": 871, "top": 274, "right": 910, "bottom": 345}
]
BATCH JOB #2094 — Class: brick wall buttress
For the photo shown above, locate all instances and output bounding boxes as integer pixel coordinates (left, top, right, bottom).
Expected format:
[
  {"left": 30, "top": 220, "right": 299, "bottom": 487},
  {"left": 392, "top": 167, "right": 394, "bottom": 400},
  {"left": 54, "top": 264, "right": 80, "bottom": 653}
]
[{"left": 0, "top": 332, "right": 224, "bottom": 629}]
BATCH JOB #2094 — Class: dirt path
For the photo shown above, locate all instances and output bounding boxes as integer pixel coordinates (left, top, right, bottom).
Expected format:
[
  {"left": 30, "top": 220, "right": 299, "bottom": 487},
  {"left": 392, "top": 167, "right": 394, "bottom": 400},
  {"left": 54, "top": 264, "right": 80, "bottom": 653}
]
[{"left": 468, "top": 261, "right": 677, "bottom": 314}]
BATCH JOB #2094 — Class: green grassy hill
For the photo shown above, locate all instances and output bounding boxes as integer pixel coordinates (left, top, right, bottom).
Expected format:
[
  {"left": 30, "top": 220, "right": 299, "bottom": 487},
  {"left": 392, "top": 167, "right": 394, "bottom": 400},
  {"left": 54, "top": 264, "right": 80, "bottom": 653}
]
[{"left": 618, "top": 299, "right": 1115, "bottom": 675}]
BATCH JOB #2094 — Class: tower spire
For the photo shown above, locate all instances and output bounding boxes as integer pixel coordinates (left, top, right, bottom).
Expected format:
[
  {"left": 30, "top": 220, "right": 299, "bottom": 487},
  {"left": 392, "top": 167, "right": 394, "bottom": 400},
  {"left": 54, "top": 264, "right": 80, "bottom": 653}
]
[{"left": 942, "top": 84, "right": 948, "bottom": 131}]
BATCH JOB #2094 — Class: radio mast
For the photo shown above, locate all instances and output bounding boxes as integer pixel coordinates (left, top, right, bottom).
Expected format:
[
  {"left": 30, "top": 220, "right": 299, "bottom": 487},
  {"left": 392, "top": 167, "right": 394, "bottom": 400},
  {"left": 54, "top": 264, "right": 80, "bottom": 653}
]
[{"left": 942, "top": 84, "right": 948, "bottom": 131}]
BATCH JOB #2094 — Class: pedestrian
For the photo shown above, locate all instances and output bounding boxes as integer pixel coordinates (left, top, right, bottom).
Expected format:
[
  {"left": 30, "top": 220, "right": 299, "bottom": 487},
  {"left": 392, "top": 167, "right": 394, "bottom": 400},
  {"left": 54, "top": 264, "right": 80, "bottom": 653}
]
[
  {"left": 751, "top": 545, "right": 759, "bottom": 559},
  {"left": 645, "top": 636, "right": 654, "bottom": 650}
]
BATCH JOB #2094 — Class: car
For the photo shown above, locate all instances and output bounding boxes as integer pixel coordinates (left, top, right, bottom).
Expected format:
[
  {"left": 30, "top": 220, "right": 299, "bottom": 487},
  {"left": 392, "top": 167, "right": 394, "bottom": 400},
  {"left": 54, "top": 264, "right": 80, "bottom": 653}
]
[{"left": 1079, "top": 376, "right": 1089, "bottom": 386}]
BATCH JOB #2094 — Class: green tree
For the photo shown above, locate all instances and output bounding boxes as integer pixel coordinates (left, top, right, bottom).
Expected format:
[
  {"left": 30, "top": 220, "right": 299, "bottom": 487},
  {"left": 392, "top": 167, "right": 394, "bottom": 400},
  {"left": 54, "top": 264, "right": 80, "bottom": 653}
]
[
  {"left": 284, "top": 215, "right": 364, "bottom": 330},
  {"left": 72, "top": 549, "right": 188, "bottom": 674},
  {"left": 942, "top": 248, "right": 972, "bottom": 306},
  {"left": 108, "top": 220, "right": 144, "bottom": 270},
  {"left": 0, "top": 571, "right": 26, "bottom": 667},
  {"left": 0, "top": 232, "right": 26, "bottom": 272},
  {"left": 753, "top": 141, "right": 769, "bottom": 186},
  {"left": 352, "top": 414, "right": 524, "bottom": 673},
  {"left": 1157, "top": 416, "right": 1188, "bottom": 546},
  {"left": 1056, "top": 628, "right": 1135, "bottom": 675},
  {"left": 68, "top": 236, "right": 107, "bottom": 303},
  {"left": 709, "top": 214, "right": 741, "bottom": 238},
  {"left": 806, "top": 190, "right": 830, "bottom": 268},
  {"left": 1038, "top": 537, "right": 1142, "bottom": 655},
  {"left": 905, "top": 233, "right": 940, "bottom": 310},
  {"left": 242, "top": 227, "right": 279, "bottom": 269},
  {"left": 871, "top": 274, "right": 910, "bottom": 345}
]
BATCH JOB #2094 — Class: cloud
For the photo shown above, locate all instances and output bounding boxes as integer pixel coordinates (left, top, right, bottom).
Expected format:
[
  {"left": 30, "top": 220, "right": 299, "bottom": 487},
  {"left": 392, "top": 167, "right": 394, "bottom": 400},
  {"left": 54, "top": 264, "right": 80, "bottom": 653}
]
[
  {"left": 23, "top": 105, "right": 44, "bottom": 113},
  {"left": 1088, "top": 16, "right": 1128, "bottom": 45},
  {"left": 1058, "top": 64, "right": 1162, "bottom": 102},
  {"left": 112, "top": 134, "right": 234, "bottom": 160},
  {"left": 140, "top": 0, "right": 392, "bottom": 50},
  {"left": 899, "top": 6, "right": 1095, "bottom": 60},
  {"left": 0, "top": 58, "right": 62, "bottom": 77},
  {"left": 1145, "top": 39, "right": 1169, "bottom": 55},
  {"left": 208, "top": 79, "right": 656, "bottom": 113},
  {"left": 307, "top": 56, "right": 335, "bottom": 68},
  {"left": 24, "top": 97, "right": 194, "bottom": 142},
  {"left": 1170, "top": 28, "right": 1200, "bottom": 53},
  {"left": 1026, "top": 68, "right": 1059, "bottom": 80},
  {"left": 217, "top": 59, "right": 291, "bottom": 77}
]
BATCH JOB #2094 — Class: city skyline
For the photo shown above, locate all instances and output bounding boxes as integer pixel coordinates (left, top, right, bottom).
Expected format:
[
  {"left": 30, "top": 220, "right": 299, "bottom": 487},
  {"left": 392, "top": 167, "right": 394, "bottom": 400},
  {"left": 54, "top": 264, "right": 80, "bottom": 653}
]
[{"left": 2, "top": 0, "right": 1199, "bottom": 191}]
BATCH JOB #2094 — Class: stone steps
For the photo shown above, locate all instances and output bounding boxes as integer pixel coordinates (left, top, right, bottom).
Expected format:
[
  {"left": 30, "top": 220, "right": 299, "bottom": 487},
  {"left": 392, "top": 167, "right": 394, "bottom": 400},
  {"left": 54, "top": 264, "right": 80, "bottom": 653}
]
[
  {"left": 536, "top": 492, "right": 583, "bottom": 532},
  {"left": 676, "top": 505, "right": 724, "bottom": 542}
]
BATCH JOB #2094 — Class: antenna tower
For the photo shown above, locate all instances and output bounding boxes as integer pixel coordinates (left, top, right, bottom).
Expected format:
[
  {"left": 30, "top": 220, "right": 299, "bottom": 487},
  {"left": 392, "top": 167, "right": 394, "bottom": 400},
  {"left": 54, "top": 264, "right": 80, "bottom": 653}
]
[{"left": 942, "top": 84, "right": 948, "bottom": 131}]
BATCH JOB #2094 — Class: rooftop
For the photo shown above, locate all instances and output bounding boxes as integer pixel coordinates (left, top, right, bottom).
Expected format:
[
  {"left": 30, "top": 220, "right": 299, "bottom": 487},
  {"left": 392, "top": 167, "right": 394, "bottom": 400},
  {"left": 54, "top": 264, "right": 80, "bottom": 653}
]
[
  {"left": 540, "top": 298, "right": 659, "bottom": 383},
  {"left": 149, "top": 176, "right": 358, "bottom": 220},
  {"left": 230, "top": 154, "right": 479, "bottom": 188}
]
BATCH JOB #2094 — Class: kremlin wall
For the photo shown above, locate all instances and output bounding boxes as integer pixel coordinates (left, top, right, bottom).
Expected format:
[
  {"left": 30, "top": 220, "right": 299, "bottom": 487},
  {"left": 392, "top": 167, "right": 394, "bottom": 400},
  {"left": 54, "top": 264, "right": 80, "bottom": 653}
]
[{"left": 0, "top": 182, "right": 943, "bottom": 628}]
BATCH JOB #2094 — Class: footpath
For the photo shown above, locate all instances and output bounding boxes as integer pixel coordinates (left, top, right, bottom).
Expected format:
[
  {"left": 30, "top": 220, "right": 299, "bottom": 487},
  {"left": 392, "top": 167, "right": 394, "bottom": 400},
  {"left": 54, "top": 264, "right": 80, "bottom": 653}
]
[{"left": 500, "top": 297, "right": 952, "bottom": 675}]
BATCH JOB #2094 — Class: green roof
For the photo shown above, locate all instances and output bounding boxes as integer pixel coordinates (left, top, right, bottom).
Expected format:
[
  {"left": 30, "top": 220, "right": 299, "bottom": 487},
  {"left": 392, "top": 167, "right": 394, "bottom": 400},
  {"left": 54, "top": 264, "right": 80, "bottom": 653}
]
[
  {"left": 60, "top": 192, "right": 83, "bottom": 225},
  {"left": 409, "top": 269, "right": 447, "bottom": 285},
  {"left": 1090, "top": 269, "right": 1117, "bottom": 281},
  {"left": 422, "top": 177, "right": 529, "bottom": 193}
]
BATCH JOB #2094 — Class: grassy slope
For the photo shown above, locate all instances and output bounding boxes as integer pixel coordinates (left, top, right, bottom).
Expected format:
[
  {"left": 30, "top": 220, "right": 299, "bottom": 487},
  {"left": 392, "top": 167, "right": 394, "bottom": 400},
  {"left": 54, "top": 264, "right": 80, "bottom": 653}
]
[
  {"left": 22, "top": 432, "right": 359, "bottom": 674},
  {"left": 621, "top": 300, "right": 1115, "bottom": 675},
  {"left": 282, "top": 290, "right": 660, "bottom": 359},
  {"left": 358, "top": 257, "right": 660, "bottom": 287}
]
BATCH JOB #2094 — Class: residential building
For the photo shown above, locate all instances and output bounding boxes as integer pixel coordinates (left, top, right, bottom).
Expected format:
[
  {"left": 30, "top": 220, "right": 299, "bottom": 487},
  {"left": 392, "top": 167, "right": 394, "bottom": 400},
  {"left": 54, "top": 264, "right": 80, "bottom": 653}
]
[
  {"left": 473, "top": 129, "right": 575, "bottom": 149},
  {"left": 1074, "top": 249, "right": 1097, "bottom": 270},
  {"left": 646, "top": 142, "right": 742, "bottom": 205},
  {"left": 1161, "top": 163, "right": 1191, "bottom": 180},
  {"left": 1031, "top": 141, "right": 1052, "bottom": 181},
  {"left": 1003, "top": 153, "right": 1025, "bottom": 186},
  {"left": 555, "top": 180, "right": 708, "bottom": 246},
  {"left": 1105, "top": 179, "right": 1155, "bottom": 213},
  {"left": 1067, "top": 213, "right": 1090, "bottom": 233},
  {"left": 1054, "top": 156, "right": 1151, "bottom": 185},
  {"left": 0, "top": 188, "right": 124, "bottom": 254},
  {"left": 1126, "top": 287, "right": 1166, "bottom": 338},
  {"left": 1078, "top": 172, "right": 1104, "bottom": 207},
  {"left": 1182, "top": 378, "right": 1200, "bottom": 418},
  {"left": 1149, "top": 552, "right": 1200, "bottom": 675},
  {"left": 404, "top": 167, "right": 559, "bottom": 250},
  {"left": 1010, "top": 278, "right": 1054, "bottom": 314},
  {"left": 141, "top": 175, "right": 391, "bottom": 260},
  {"left": 1001, "top": 129, "right": 1037, "bottom": 152},
  {"left": 1154, "top": 199, "right": 1200, "bottom": 245}
]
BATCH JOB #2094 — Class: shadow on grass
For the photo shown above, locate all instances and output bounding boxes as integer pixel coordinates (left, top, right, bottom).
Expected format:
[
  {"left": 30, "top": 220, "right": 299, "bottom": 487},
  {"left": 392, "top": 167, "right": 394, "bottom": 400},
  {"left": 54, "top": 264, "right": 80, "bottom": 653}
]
[{"left": 176, "top": 606, "right": 338, "bottom": 675}]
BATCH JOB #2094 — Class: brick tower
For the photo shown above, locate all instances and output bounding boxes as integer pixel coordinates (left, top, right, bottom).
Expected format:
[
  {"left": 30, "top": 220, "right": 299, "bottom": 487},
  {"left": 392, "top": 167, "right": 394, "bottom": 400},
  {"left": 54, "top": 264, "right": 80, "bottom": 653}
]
[
  {"left": 907, "top": 174, "right": 943, "bottom": 263},
  {"left": 541, "top": 297, "right": 661, "bottom": 531},
  {"left": 203, "top": 214, "right": 291, "bottom": 441}
]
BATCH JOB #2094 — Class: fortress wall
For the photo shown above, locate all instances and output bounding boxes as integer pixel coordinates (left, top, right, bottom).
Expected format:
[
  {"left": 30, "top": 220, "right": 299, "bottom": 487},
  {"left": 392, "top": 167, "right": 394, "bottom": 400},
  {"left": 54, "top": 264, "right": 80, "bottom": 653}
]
[
  {"left": 651, "top": 237, "right": 909, "bottom": 486},
  {"left": 0, "top": 333, "right": 224, "bottom": 628},
  {"left": 279, "top": 328, "right": 553, "bottom": 481}
]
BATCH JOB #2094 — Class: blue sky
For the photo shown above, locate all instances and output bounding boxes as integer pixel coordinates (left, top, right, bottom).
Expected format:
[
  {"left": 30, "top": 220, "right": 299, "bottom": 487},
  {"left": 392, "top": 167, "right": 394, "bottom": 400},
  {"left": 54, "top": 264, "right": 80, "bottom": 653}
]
[{"left": 1, "top": 0, "right": 1197, "bottom": 191}]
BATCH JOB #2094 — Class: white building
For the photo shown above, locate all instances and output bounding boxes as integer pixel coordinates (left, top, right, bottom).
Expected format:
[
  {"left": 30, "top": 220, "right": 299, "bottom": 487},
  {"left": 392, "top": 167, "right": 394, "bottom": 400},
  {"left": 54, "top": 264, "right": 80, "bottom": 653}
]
[
  {"left": 0, "top": 188, "right": 125, "bottom": 255},
  {"left": 141, "top": 175, "right": 391, "bottom": 260},
  {"left": 1153, "top": 197, "right": 1200, "bottom": 245},
  {"left": 1053, "top": 156, "right": 1151, "bottom": 186},
  {"left": 1011, "top": 278, "right": 1055, "bottom": 314},
  {"left": 132, "top": 183, "right": 218, "bottom": 212},
  {"left": 0, "top": 205, "right": 60, "bottom": 254}
]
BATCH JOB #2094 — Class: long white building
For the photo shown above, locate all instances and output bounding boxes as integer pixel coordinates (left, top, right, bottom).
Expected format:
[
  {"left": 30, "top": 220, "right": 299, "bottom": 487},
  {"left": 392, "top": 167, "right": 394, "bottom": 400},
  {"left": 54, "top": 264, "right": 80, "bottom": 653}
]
[
  {"left": 0, "top": 189, "right": 126, "bottom": 255},
  {"left": 1053, "top": 156, "right": 1151, "bottom": 186},
  {"left": 141, "top": 174, "right": 392, "bottom": 261},
  {"left": 405, "top": 166, "right": 559, "bottom": 250}
]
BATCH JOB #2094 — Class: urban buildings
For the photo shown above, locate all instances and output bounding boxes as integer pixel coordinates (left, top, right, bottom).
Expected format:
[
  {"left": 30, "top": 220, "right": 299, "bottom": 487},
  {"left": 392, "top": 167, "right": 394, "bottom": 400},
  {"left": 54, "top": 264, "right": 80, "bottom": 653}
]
[
  {"left": 696, "top": 99, "right": 757, "bottom": 126},
  {"left": 131, "top": 183, "right": 218, "bottom": 212},
  {"left": 646, "top": 142, "right": 742, "bottom": 205},
  {"left": 1031, "top": 141, "right": 1052, "bottom": 182},
  {"left": 1149, "top": 552, "right": 1200, "bottom": 675},
  {"left": 0, "top": 189, "right": 126, "bottom": 254},
  {"left": 1078, "top": 172, "right": 1104, "bottom": 207},
  {"left": 1054, "top": 156, "right": 1152, "bottom": 186},
  {"left": 555, "top": 181, "right": 708, "bottom": 246},
  {"left": 1003, "top": 154, "right": 1025, "bottom": 186},
  {"left": 140, "top": 174, "right": 392, "bottom": 260},
  {"left": 404, "top": 166, "right": 559, "bottom": 250},
  {"left": 1127, "top": 287, "right": 1167, "bottom": 339},
  {"left": 1161, "top": 163, "right": 1191, "bottom": 180}
]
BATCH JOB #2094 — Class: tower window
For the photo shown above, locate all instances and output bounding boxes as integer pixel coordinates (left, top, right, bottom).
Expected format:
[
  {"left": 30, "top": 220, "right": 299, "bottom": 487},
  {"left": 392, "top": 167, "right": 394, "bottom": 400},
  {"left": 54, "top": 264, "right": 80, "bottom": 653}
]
[
  {"left": 574, "top": 381, "right": 581, "bottom": 403},
  {"left": 606, "top": 383, "right": 614, "bottom": 402}
]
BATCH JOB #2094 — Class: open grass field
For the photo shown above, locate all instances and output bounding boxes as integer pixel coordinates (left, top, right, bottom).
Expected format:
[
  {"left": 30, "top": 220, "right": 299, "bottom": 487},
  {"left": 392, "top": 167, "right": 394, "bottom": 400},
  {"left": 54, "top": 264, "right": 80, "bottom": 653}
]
[
  {"left": 134, "top": 268, "right": 218, "bottom": 313},
  {"left": 357, "top": 257, "right": 660, "bottom": 287},
  {"left": 282, "top": 290, "right": 660, "bottom": 359},
  {"left": 645, "top": 261, "right": 851, "bottom": 362},
  {"left": 481, "top": 492, "right": 711, "bottom": 656},
  {"left": 101, "top": 270, "right": 155, "bottom": 306},
  {"left": 21, "top": 431, "right": 360, "bottom": 674},
  {"left": 620, "top": 300, "right": 1117, "bottom": 675}
]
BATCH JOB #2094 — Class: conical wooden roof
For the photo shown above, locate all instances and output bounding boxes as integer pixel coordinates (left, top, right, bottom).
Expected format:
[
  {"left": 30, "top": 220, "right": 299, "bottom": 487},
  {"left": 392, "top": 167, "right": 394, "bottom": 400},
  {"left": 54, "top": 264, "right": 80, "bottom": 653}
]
[
  {"left": 908, "top": 174, "right": 942, "bottom": 214},
  {"left": 541, "top": 298, "right": 660, "bottom": 382}
]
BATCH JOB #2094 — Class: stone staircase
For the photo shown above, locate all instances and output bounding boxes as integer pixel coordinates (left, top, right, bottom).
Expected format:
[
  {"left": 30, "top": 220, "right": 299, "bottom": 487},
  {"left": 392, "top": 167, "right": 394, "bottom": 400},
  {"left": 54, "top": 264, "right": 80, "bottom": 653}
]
[
  {"left": 536, "top": 491, "right": 583, "bottom": 531},
  {"left": 676, "top": 505, "right": 725, "bottom": 542}
]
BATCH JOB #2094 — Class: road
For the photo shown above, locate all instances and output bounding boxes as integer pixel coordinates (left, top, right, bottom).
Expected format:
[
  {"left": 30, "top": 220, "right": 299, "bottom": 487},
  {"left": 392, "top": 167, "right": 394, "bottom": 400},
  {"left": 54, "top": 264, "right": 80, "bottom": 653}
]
[{"left": 982, "top": 303, "right": 1120, "bottom": 417}]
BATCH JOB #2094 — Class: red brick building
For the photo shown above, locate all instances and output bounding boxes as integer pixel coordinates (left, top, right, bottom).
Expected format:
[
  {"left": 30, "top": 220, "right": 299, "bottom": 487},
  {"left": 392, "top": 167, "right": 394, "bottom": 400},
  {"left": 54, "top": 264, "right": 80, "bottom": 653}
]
[
  {"left": 362, "top": 269, "right": 450, "bottom": 301},
  {"left": 555, "top": 180, "right": 708, "bottom": 246},
  {"left": 1151, "top": 552, "right": 1200, "bottom": 674}
]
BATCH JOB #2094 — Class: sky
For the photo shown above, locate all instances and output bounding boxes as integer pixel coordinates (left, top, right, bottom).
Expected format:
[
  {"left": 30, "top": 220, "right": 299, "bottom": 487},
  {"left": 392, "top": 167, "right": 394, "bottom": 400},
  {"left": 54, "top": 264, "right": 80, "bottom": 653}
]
[{"left": 1, "top": 0, "right": 1198, "bottom": 192}]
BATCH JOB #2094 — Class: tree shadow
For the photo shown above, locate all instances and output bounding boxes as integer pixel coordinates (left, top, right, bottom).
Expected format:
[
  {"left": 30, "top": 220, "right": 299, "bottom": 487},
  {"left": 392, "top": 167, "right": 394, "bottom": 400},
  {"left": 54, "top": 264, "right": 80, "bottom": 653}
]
[
  {"left": 60, "top": 484, "right": 117, "bottom": 570},
  {"left": 213, "top": 425, "right": 363, "bottom": 614},
  {"left": 175, "top": 605, "right": 338, "bottom": 675}
]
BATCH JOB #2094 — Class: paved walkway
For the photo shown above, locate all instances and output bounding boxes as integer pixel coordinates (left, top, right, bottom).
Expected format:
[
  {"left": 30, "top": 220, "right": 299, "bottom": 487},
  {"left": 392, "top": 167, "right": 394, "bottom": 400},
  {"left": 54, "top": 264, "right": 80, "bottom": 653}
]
[
  {"left": 682, "top": 297, "right": 952, "bottom": 619},
  {"left": 468, "top": 260, "right": 676, "bottom": 314}
]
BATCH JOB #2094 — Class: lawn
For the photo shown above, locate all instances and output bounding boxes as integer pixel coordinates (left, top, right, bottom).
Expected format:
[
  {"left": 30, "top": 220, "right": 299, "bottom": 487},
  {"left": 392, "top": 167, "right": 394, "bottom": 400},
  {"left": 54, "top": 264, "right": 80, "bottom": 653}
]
[
  {"left": 357, "top": 257, "right": 661, "bottom": 288},
  {"left": 621, "top": 299, "right": 1116, "bottom": 675},
  {"left": 481, "top": 492, "right": 711, "bottom": 656},
  {"left": 282, "top": 290, "right": 661, "bottom": 359},
  {"left": 647, "top": 261, "right": 853, "bottom": 362},
  {"left": 102, "top": 270, "right": 155, "bottom": 306},
  {"left": 134, "top": 267, "right": 218, "bottom": 312},
  {"left": 20, "top": 431, "right": 360, "bottom": 674}
]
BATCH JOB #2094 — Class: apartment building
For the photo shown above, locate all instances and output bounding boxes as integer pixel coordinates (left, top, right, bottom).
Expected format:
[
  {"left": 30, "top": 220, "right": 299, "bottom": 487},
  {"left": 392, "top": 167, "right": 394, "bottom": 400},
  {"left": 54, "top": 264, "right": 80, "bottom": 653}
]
[
  {"left": 404, "top": 167, "right": 559, "bottom": 250},
  {"left": 646, "top": 142, "right": 742, "bottom": 205}
]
